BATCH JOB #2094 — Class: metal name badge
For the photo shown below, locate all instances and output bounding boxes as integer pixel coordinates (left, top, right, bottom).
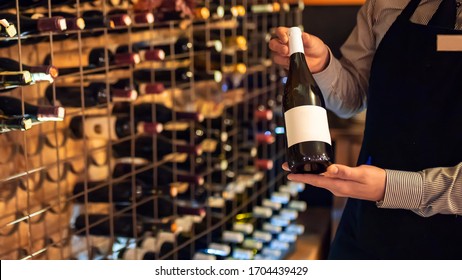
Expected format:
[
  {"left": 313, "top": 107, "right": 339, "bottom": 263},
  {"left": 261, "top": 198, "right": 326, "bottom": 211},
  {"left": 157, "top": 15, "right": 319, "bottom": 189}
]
[{"left": 437, "top": 35, "right": 462, "bottom": 51}]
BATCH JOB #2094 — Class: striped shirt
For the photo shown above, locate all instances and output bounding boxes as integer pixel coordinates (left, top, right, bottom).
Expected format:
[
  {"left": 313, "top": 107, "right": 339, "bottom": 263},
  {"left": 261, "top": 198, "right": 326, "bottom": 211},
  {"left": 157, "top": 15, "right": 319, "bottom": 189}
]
[{"left": 313, "top": 0, "right": 462, "bottom": 217}]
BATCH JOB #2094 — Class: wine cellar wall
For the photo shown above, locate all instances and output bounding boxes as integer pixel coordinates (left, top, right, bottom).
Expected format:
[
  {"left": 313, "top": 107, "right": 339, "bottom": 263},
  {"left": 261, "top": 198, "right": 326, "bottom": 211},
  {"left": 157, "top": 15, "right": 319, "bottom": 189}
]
[{"left": 0, "top": 0, "right": 304, "bottom": 260}]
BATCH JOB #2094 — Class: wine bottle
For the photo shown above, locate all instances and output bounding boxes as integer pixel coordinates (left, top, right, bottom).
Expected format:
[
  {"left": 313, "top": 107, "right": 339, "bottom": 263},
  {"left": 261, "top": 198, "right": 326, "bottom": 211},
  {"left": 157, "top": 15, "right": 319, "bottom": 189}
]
[
  {"left": 115, "top": 44, "right": 165, "bottom": 62},
  {"left": 283, "top": 27, "right": 333, "bottom": 174},
  {"left": 0, "top": 115, "right": 32, "bottom": 133},
  {"left": 108, "top": 9, "right": 154, "bottom": 25},
  {"left": 122, "top": 37, "right": 192, "bottom": 61},
  {"left": 132, "top": 0, "right": 163, "bottom": 11},
  {"left": 0, "top": 71, "right": 33, "bottom": 90},
  {"left": 280, "top": 1, "right": 305, "bottom": 11},
  {"left": 0, "top": 96, "right": 65, "bottom": 124},
  {"left": 248, "top": 3, "right": 281, "bottom": 14},
  {"left": 151, "top": 231, "right": 191, "bottom": 260},
  {"left": 72, "top": 179, "right": 176, "bottom": 203},
  {"left": 160, "top": 152, "right": 228, "bottom": 175},
  {"left": 161, "top": 121, "right": 228, "bottom": 144},
  {"left": 69, "top": 115, "right": 163, "bottom": 140},
  {"left": 91, "top": 0, "right": 125, "bottom": 8},
  {"left": 46, "top": 82, "right": 137, "bottom": 108},
  {"left": 204, "top": 3, "right": 246, "bottom": 18},
  {"left": 194, "top": 50, "right": 247, "bottom": 75},
  {"left": 74, "top": 213, "right": 175, "bottom": 238},
  {"left": 105, "top": 9, "right": 150, "bottom": 34},
  {"left": 0, "top": 19, "right": 17, "bottom": 38},
  {"left": 112, "top": 136, "right": 203, "bottom": 163},
  {"left": 0, "top": 0, "right": 98, "bottom": 10},
  {"left": 112, "top": 162, "right": 204, "bottom": 188},
  {"left": 26, "top": 12, "right": 85, "bottom": 31},
  {"left": 157, "top": 216, "right": 233, "bottom": 260},
  {"left": 233, "top": 71, "right": 278, "bottom": 92},
  {"left": 0, "top": 13, "right": 67, "bottom": 48},
  {"left": 154, "top": 3, "right": 210, "bottom": 22},
  {"left": 44, "top": 47, "right": 140, "bottom": 76},
  {"left": 0, "top": 13, "right": 67, "bottom": 35},
  {"left": 114, "top": 197, "right": 207, "bottom": 220},
  {"left": 196, "top": 242, "right": 233, "bottom": 259},
  {"left": 194, "top": 30, "right": 248, "bottom": 51},
  {"left": 193, "top": 38, "right": 223, "bottom": 53},
  {"left": 111, "top": 78, "right": 165, "bottom": 95},
  {"left": 133, "top": 67, "right": 192, "bottom": 88},
  {"left": 0, "top": 57, "right": 58, "bottom": 86},
  {"left": 215, "top": 136, "right": 256, "bottom": 160},
  {"left": 117, "top": 247, "right": 155, "bottom": 260},
  {"left": 80, "top": 10, "right": 116, "bottom": 30},
  {"left": 112, "top": 102, "right": 204, "bottom": 123}
]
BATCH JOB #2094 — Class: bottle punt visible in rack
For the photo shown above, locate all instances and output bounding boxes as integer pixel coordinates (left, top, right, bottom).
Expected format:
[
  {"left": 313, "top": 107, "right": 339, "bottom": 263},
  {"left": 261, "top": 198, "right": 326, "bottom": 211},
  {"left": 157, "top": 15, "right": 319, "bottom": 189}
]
[{"left": 282, "top": 27, "right": 333, "bottom": 174}]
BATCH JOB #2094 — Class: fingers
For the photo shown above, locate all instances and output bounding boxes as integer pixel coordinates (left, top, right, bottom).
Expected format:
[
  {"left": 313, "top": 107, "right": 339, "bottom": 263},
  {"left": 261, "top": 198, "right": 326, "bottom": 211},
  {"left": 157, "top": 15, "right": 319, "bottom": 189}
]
[
  {"left": 274, "top": 27, "right": 289, "bottom": 44},
  {"left": 302, "top": 32, "right": 320, "bottom": 49},
  {"left": 269, "top": 27, "right": 290, "bottom": 57},
  {"left": 282, "top": 162, "right": 290, "bottom": 171},
  {"left": 269, "top": 39, "right": 289, "bottom": 56},
  {"left": 287, "top": 173, "right": 346, "bottom": 192},
  {"left": 323, "top": 164, "right": 363, "bottom": 181},
  {"left": 272, "top": 54, "right": 290, "bottom": 69}
]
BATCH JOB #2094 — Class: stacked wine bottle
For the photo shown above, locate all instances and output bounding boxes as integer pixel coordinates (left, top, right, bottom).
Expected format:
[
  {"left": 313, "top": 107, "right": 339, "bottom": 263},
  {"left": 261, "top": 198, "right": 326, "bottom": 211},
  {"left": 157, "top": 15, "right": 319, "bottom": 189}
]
[{"left": 0, "top": 0, "right": 305, "bottom": 260}]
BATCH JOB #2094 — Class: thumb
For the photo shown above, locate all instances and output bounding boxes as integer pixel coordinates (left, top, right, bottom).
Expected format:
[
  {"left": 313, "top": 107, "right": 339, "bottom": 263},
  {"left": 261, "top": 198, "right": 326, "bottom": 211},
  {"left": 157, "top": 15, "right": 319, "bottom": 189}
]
[{"left": 324, "top": 164, "right": 358, "bottom": 180}]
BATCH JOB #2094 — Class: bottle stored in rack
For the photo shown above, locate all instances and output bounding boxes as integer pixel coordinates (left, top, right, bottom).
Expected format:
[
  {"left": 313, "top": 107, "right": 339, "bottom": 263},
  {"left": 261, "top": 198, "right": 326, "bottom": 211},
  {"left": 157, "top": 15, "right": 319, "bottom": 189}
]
[{"left": 46, "top": 82, "right": 138, "bottom": 108}]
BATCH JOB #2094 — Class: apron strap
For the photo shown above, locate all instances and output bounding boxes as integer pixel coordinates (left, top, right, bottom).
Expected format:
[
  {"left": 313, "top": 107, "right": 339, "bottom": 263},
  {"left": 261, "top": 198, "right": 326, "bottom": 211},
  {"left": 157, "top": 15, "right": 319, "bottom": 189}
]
[
  {"left": 399, "top": 0, "right": 423, "bottom": 20},
  {"left": 428, "top": 0, "right": 457, "bottom": 29}
]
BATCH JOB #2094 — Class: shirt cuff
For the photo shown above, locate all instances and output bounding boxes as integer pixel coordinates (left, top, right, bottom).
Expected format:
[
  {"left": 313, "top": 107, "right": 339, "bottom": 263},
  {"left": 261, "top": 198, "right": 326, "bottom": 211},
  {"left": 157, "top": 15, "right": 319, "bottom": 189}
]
[{"left": 377, "top": 169, "right": 424, "bottom": 210}]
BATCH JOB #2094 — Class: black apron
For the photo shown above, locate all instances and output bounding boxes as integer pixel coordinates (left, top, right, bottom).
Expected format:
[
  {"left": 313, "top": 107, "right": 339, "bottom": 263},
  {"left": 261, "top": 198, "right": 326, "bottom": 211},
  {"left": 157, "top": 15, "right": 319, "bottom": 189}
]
[{"left": 329, "top": 0, "right": 462, "bottom": 259}]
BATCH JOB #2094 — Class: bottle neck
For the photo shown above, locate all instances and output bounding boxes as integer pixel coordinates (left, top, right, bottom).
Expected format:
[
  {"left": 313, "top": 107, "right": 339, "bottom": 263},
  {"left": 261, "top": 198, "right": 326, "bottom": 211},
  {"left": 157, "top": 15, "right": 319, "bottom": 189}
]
[{"left": 288, "top": 27, "right": 304, "bottom": 56}]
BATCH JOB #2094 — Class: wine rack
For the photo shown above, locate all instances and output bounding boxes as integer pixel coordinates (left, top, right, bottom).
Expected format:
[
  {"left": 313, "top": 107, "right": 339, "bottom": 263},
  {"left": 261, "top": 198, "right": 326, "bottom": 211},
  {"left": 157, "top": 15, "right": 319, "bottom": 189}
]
[{"left": 0, "top": 0, "right": 304, "bottom": 260}]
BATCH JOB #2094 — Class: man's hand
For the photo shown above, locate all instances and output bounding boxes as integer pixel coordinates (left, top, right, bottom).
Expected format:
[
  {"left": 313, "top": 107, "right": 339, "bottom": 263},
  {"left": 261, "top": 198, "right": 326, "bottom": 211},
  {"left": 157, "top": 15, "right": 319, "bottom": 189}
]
[
  {"left": 283, "top": 163, "right": 386, "bottom": 202},
  {"left": 269, "top": 26, "right": 330, "bottom": 73}
]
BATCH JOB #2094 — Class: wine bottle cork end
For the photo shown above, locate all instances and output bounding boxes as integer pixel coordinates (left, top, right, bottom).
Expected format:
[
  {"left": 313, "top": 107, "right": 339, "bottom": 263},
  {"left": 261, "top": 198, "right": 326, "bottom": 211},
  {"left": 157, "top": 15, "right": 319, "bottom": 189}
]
[
  {"left": 140, "top": 122, "right": 163, "bottom": 134},
  {"left": 143, "top": 83, "right": 165, "bottom": 94},
  {"left": 256, "top": 159, "right": 274, "bottom": 170},
  {"left": 37, "top": 106, "right": 65, "bottom": 121},
  {"left": 219, "top": 160, "right": 228, "bottom": 170},
  {"left": 220, "top": 132, "right": 228, "bottom": 142},
  {"left": 112, "top": 89, "right": 138, "bottom": 101},
  {"left": 114, "top": 53, "right": 141, "bottom": 65},
  {"left": 216, "top": 6, "right": 225, "bottom": 18},
  {"left": 57, "top": 18, "right": 68, "bottom": 31},
  {"left": 237, "top": 6, "right": 246, "bottom": 17},
  {"left": 22, "top": 118, "right": 33, "bottom": 130},
  {"left": 195, "top": 147, "right": 203, "bottom": 156},
  {"left": 111, "top": 14, "right": 132, "bottom": 27},
  {"left": 142, "top": 49, "right": 165, "bottom": 61},
  {"left": 75, "top": 18, "right": 86, "bottom": 30},
  {"left": 198, "top": 8, "right": 210, "bottom": 20},
  {"left": 48, "top": 66, "right": 59, "bottom": 78},
  {"left": 135, "top": 12, "right": 154, "bottom": 24}
]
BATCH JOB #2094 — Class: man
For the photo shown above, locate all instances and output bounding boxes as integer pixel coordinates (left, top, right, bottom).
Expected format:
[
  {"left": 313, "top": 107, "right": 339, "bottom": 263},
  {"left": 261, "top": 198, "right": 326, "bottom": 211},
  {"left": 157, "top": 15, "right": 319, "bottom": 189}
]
[{"left": 269, "top": 0, "right": 462, "bottom": 259}]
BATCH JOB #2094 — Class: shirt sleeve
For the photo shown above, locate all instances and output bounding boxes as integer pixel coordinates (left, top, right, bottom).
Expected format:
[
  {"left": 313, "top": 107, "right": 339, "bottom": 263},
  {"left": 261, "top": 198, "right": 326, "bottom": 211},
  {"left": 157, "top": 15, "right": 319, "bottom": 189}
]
[
  {"left": 312, "top": 0, "right": 376, "bottom": 119},
  {"left": 378, "top": 163, "right": 462, "bottom": 216}
]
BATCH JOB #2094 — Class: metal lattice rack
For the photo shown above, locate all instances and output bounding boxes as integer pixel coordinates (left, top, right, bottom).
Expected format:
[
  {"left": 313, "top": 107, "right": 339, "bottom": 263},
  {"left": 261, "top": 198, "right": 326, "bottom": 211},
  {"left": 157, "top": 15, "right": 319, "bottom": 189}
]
[{"left": 0, "top": 0, "right": 304, "bottom": 260}]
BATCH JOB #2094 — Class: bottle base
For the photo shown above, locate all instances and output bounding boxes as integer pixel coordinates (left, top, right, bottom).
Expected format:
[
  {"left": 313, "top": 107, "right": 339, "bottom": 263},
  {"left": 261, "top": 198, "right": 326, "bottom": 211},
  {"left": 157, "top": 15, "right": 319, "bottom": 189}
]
[{"left": 289, "top": 161, "right": 331, "bottom": 174}]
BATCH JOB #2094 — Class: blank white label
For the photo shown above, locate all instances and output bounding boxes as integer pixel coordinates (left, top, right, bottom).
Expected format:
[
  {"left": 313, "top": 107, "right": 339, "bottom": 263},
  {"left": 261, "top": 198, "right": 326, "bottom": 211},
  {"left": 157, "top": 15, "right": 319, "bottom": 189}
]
[{"left": 284, "top": 105, "right": 331, "bottom": 147}]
